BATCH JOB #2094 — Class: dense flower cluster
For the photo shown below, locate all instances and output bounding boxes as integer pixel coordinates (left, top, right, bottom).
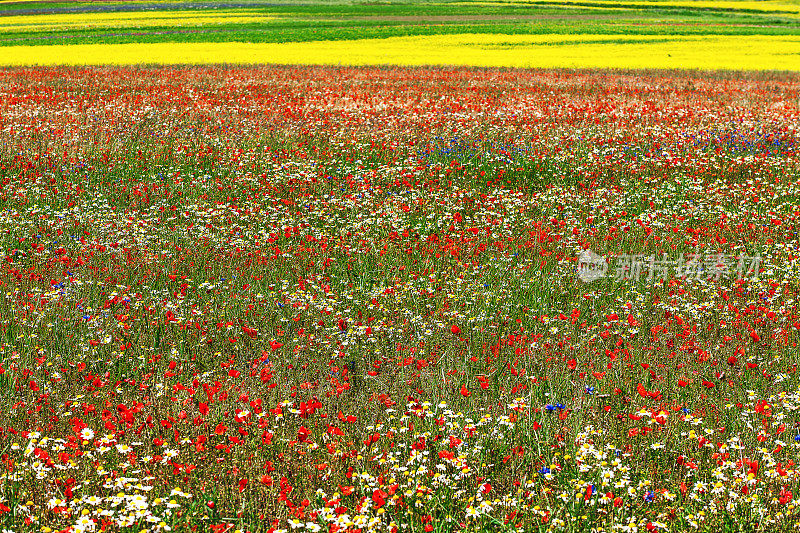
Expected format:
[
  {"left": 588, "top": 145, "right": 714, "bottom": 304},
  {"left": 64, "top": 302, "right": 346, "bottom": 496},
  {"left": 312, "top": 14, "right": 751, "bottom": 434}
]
[{"left": 0, "top": 66, "right": 799, "bottom": 532}]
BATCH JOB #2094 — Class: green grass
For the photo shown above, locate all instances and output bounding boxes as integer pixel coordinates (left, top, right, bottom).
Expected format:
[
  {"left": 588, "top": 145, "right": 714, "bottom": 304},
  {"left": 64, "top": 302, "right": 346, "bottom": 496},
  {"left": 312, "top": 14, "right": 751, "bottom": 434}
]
[{"left": 3, "top": 0, "right": 800, "bottom": 48}]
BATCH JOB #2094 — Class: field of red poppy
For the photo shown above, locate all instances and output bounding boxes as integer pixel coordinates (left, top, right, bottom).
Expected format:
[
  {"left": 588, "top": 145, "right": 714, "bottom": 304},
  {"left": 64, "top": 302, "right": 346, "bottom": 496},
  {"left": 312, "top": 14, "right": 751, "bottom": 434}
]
[{"left": 1, "top": 65, "right": 800, "bottom": 533}]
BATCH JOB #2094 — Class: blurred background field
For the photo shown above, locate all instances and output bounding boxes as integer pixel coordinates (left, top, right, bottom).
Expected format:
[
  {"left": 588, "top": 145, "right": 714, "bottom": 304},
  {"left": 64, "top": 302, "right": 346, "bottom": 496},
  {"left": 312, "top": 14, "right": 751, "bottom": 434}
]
[{"left": 2, "top": 0, "right": 800, "bottom": 68}]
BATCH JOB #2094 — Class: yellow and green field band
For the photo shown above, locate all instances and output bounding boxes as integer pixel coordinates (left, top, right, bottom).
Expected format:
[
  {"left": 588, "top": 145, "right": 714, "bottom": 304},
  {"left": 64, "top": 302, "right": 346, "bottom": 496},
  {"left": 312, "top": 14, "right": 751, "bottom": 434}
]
[
  {"left": 2, "top": 34, "right": 800, "bottom": 70},
  {"left": 0, "top": 10, "right": 277, "bottom": 32}
]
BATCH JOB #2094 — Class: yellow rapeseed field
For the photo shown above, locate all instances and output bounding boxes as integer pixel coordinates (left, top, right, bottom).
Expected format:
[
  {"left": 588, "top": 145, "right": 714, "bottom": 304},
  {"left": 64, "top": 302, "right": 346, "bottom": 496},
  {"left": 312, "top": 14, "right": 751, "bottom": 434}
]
[
  {"left": 2, "top": 33, "right": 800, "bottom": 70},
  {"left": 0, "top": 10, "right": 275, "bottom": 33}
]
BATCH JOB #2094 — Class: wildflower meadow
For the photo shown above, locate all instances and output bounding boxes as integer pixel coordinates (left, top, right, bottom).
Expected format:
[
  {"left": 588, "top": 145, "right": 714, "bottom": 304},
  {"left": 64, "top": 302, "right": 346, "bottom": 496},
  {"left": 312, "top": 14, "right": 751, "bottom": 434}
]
[{"left": 1, "top": 65, "right": 800, "bottom": 533}]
